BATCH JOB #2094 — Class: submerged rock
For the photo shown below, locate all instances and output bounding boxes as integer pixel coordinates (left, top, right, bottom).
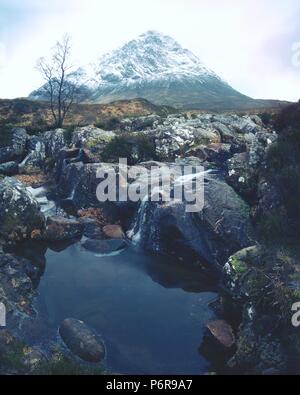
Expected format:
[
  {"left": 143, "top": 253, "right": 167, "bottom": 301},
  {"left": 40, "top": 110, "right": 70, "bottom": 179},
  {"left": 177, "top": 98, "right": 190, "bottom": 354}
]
[
  {"left": 59, "top": 318, "right": 105, "bottom": 363},
  {"left": 206, "top": 320, "right": 235, "bottom": 348},
  {"left": 82, "top": 239, "right": 126, "bottom": 254},
  {"left": 0, "top": 178, "right": 45, "bottom": 241}
]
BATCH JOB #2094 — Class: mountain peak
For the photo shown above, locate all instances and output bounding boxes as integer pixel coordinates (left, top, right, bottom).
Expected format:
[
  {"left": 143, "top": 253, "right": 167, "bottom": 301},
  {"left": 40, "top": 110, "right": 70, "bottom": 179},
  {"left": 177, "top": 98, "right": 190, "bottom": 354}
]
[{"left": 31, "top": 31, "right": 257, "bottom": 110}]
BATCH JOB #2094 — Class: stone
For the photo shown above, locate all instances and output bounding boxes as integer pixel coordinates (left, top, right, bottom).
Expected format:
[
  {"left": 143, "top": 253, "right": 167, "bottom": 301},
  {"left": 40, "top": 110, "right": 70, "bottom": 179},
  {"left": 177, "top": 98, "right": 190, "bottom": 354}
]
[
  {"left": 82, "top": 239, "right": 127, "bottom": 254},
  {"left": 206, "top": 320, "right": 235, "bottom": 348},
  {"left": 0, "top": 161, "right": 19, "bottom": 176},
  {"left": 43, "top": 216, "right": 83, "bottom": 241},
  {"left": 79, "top": 217, "right": 104, "bottom": 240},
  {"left": 43, "top": 129, "right": 66, "bottom": 158},
  {"left": 20, "top": 136, "right": 46, "bottom": 169},
  {"left": 72, "top": 125, "right": 115, "bottom": 157},
  {"left": 0, "top": 128, "right": 28, "bottom": 164},
  {"left": 0, "top": 178, "right": 45, "bottom": 241},
  {"left": 103, "top": 224, "right": 124, "bottom": 239},
  {"left": 59, "top": 318, "right": 105, "bottom": 363}
]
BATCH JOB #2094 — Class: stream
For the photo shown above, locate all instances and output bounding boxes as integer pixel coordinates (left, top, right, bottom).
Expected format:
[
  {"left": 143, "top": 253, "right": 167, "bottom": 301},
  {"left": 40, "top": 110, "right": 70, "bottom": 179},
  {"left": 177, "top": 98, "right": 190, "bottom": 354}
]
[{"left": 17, "top": 186, "right": 220, "bottom": 375}]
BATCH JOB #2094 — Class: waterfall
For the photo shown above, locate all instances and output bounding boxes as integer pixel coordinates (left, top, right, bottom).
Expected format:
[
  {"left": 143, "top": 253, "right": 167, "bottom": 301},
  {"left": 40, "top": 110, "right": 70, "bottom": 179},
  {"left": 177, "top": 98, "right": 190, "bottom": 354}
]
[
  {"left": 127, "top": 195, "right": 150, "bottom": 245},
  {"left": 126, "top": 168, "right": 214, "bottom": 248},
  {"left": 27, "top": 186, "right": 56, "bottom": 217}
]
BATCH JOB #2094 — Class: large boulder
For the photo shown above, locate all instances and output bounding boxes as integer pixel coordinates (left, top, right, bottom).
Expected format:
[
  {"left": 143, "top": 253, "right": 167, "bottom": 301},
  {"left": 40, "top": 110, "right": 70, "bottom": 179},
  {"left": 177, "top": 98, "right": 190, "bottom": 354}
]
[
  {"left": 128, "top": 170, "right": 255, "bottom": 269},
  {"left": 19, "top": 136, "right": 46, "bottom": 169},
  {"left": 59, "top": 318, "right": 105, "bottom": 363},
  {"left": 0, "top": 128, "right": 28, "bottom": 164},
  {"left": 72, "top": 125, "right": 115, "bottom": 158},
  {"left": 226, "top": 131, "right": 277, "bottom": 201},
  {"left": 0, "top": 178, "right": 45, "bottom": 241}
]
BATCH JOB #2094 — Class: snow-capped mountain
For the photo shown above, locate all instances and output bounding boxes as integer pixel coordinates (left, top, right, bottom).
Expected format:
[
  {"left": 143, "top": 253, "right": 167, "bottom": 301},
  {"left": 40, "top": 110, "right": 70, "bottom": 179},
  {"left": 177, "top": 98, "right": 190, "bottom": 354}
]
[{"left": 30, "top": 31, "right": 278, "bottom": 110}]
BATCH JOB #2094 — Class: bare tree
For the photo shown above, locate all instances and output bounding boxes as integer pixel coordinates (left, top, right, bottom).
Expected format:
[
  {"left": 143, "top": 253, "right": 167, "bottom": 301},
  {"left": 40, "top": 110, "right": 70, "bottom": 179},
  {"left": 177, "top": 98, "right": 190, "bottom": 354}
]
[{"left": 37, "top": 35, "right": 77, "bottom": 128}]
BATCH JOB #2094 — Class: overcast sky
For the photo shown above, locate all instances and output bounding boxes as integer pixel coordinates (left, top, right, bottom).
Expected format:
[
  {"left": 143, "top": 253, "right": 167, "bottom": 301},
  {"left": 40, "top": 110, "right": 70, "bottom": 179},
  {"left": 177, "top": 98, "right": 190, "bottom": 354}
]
[{"left": 0, "top": 0, "right": 300, "bottom": 101}]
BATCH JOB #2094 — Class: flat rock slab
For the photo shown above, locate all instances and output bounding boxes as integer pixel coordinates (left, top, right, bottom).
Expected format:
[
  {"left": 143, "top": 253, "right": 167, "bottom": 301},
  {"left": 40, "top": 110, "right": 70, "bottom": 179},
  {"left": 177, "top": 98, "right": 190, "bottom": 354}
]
[
  {"left": 206, "top": 320, "right": 235, "bottom": 348},
  {"left": 59, "top": 318, "right": 105, "bottom": 363},
  {"left": 82, "top": 238, "right": 127, "bottom": 254},
  {"left": 44, "top": 216, "right": 83, "bottom": 241}
]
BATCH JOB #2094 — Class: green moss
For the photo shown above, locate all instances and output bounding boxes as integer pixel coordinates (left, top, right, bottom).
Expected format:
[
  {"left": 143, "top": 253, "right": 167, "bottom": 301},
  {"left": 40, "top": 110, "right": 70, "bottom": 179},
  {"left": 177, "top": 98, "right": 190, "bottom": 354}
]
[
  {"left": 33, "top": 355, "right": 104, "bottom": 376},
  {"left": 0, "top": 340, "right": 27, "bottom": 373},
  {"left": 230, "top": 255, "right": 248, "bottom": 275}
]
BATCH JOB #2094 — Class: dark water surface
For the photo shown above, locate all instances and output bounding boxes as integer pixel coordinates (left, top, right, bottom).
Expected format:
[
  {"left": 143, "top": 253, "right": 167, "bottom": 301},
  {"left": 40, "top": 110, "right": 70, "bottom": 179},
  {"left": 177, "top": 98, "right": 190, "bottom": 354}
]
[{"left": 35, "top": 242, "right": 217, "bottom": 375}]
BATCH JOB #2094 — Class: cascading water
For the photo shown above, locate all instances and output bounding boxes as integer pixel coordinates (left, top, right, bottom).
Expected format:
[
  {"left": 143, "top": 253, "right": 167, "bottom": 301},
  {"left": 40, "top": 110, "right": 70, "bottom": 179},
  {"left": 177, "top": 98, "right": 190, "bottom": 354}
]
[
  {"left": 126, "top": 168, "right": 213, "bottom": 251},
  {"left": 27, "top": 186, "right": 56, "bottom": 217}
]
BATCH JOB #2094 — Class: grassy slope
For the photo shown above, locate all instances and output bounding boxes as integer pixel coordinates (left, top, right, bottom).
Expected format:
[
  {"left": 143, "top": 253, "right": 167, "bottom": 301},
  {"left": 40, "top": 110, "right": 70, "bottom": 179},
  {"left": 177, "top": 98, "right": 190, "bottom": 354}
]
[{"left": 0, "top": 98, "right": 176, "bottom": 133}]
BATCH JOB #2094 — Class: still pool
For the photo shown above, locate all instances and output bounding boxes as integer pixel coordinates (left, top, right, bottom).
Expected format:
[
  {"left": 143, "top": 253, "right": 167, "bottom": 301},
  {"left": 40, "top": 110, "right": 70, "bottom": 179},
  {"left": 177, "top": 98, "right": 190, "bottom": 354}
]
[{"left": 35, "top": 242, "right": 218, "bottom": 375}]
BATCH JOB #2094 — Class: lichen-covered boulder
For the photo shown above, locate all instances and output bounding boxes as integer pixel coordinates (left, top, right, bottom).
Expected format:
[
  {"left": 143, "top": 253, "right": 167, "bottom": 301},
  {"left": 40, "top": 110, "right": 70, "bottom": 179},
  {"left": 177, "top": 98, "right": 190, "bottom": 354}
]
[
  {"left": 0, "top": 178, "right": 45, "bottom": 241},
  {"left": 43, "top": 129, "right": 66, "bottom": 158},
  {"left": 129, "top": 172, "right": 255, "bottom": 269},
  {"left": 0, "top": 128, "right": 28, "bottom": 164},
  {"left": 72, "top": 125, "right": 115, "bottom": 158},
  {"left": 20, "top": 136, "right": 46, "bottom": 169}
]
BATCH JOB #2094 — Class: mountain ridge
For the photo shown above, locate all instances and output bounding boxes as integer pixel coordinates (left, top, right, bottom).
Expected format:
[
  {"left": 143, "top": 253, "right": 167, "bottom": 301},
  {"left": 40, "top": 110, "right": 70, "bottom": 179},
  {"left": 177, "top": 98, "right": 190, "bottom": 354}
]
[{"left": 30, "top": 31, "right": 290, "bottom": 111}]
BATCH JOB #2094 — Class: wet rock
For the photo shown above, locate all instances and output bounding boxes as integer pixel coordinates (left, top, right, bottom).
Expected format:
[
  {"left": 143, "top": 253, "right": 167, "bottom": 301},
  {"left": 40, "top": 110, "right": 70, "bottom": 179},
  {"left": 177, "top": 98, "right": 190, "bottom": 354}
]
[
  {"left": 79, "top": 217, "right": 104, "bottom": 240},
  {"left": 0, "top": 128, "right": 28, "bottom": 164},
  {"left": 20, "top": 136, "right": 46, "bottom": 169},
  {"left": 0, "top": 178, "right": 45, "bottom": 241},
  {"left": 103, "top": 224, "right": 124, "bottom": 239},
  {"left": 43, "top": 129, "right": 66, "bottom": 158},
  {"left": 0, "top": 253, "right": 36, "bottom": 318},
  {"left": 135, "top": 172, "right": 255, "bottom": 269},
  {"left": 43, "top": 216, "right": 83, "bottom": 241},
  {"left": 206, "top": 320, "right": 235, "bottom": 348},
  {"left": 82, "top": 239, "right": 126, "bottom": 254},
  {"left": 59, "top": 318, "right": 105, "bottom": 363},
  {"left": 0, "top": 161, "right": 19, "bottom": 176}
]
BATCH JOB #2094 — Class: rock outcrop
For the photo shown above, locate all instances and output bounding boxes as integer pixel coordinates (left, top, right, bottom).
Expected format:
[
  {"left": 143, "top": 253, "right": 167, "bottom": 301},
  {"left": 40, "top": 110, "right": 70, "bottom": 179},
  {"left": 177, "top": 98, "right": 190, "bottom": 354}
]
[{"left": 0, "top": 178, "right": 45, "bottom": 241}]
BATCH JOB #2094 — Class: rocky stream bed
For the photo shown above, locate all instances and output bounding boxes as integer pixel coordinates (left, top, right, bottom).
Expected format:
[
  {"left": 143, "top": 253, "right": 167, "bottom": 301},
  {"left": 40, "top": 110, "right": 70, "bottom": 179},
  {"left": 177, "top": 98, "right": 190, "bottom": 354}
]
[{"left": 1, "top": 111, "right": 300, "bottom": 374}]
